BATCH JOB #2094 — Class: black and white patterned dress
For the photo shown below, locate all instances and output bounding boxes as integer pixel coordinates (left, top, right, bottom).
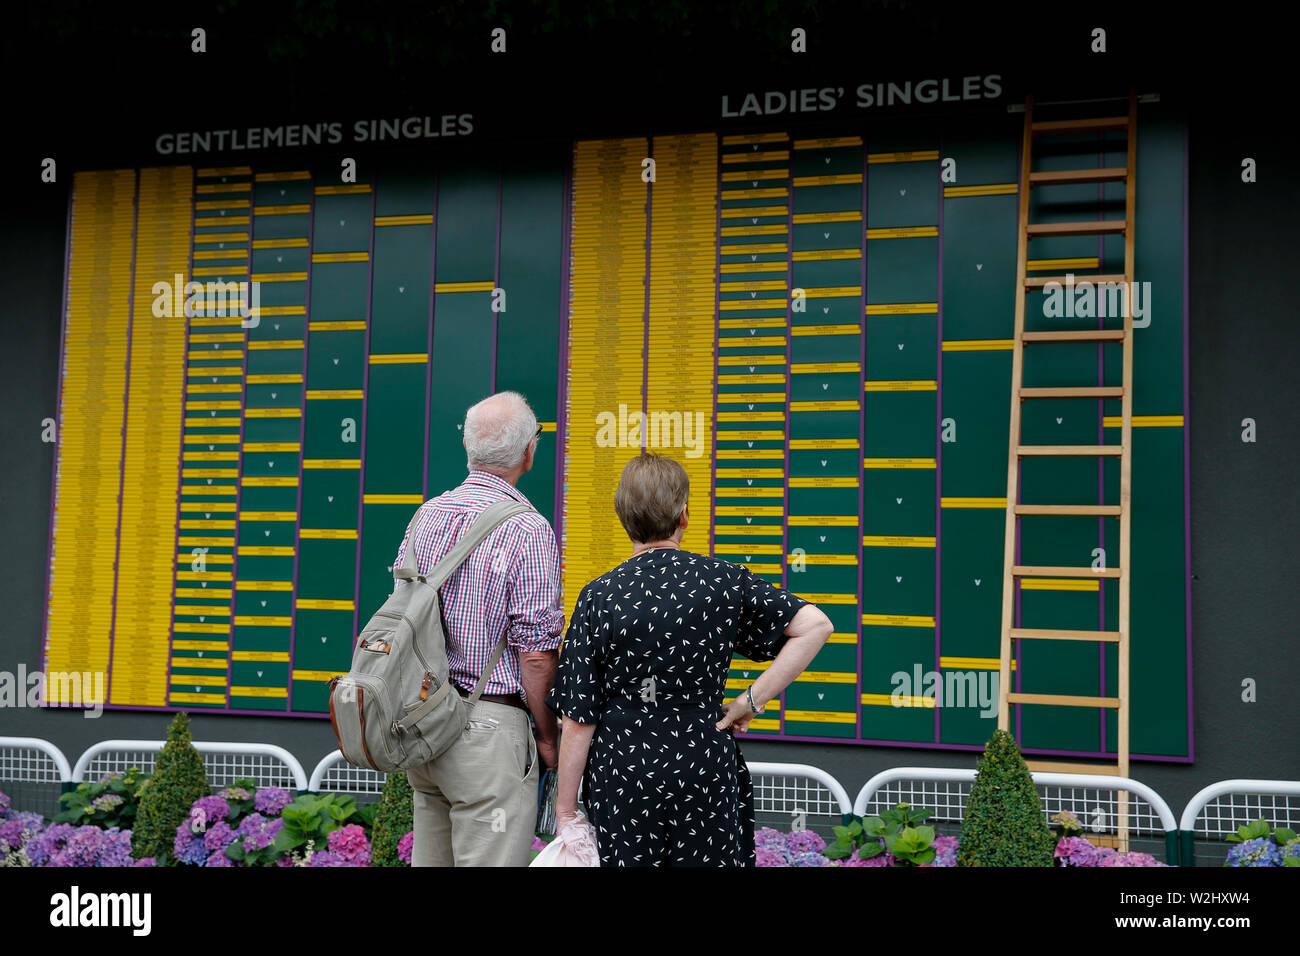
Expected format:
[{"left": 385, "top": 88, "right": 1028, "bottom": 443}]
[{"left": 545, "top": 548, "right": 807, "bottom": 866}]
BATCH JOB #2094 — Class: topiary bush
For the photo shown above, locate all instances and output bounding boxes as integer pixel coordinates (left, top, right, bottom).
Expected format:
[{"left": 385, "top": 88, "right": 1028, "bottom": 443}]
[
  {"left": 370, "top": 772, "right": 414, "bottom": 866},
  {"left": 132, "top": 713, "right": 210, "bottom": 863},
  {"left": 957, "top": 728, "right": 1055, "bottom": 867}
]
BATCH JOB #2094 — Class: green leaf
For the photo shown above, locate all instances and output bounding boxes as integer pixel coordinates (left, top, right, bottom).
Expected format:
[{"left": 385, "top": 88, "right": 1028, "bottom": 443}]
[
  {"left": 857, "top": 842, "right": 884, "bottom": 859},
  {"left": 1273, "top": 827, "right": 1296, "bottom": 843},
  {"left": 225, "top": 840, "right": 246, "bottom": 861},
  {"left": 1283, "top": 857, "right": 1300, "bottom": 867}
]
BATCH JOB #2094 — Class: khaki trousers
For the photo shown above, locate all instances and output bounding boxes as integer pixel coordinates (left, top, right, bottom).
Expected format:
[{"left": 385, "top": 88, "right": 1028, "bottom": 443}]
[{"left": 406, "top": 698, "right": 538, "bottom": 867}]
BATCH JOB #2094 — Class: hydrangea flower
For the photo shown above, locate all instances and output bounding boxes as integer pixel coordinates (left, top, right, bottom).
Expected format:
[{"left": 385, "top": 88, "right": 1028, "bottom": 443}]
[
  {"left": 307, "top": 850, "right": 343, "bottom": 867},
  {"left": 1051, "top": 810, "right": 1082, "bottom": 832},
  {"left": 922, "top": 834, "right": 959, "bottom": 867},
  {"left": 26, "top": 823, "right": 75, "bottom": 866},
  {"left": 187, "top": 795, "right": 231, "bottom": 833},
  {"left": 203, "top": 821, "right": 236, "bottom": 852},
  {"left": 398, "top": 830, "right": 415, "bottom": 865},
  {"left": 1225, "top": 837, "right": 1282, "bottom": 867},
  {"left": 42, "top": 825, "right": 134, "bottom": 867},
  {"left": 0, "top": 812, "right": 44, "bottom": 853},
  {"left": 92, "top": 794, "right": 125, "bottom": 813},
  {"left": 1054, "top": 836, "right": 1101, "bottom": 866},
  {"left": 788, "top": 829, "right": 826, "bottom": 854},
  {"left": 217, "top": 786, "right": 251, "bottom": 802},
  {"left": 324, "top": 824, "right": 371, "bottom": 866},
  {"left": 173, "top": 824, "right": 210, "bottom": 866},
  {"left": 1280, "top": 838, "right": 1300, "bottom": 862},
  {"left": 134, "top": 857, "right": 157, "bottom": 867},
  {"left": 204, "top": 849, "right": 234, "bottom": 867},
  {"left": 0, "top": 791, "right": 11, "bottom": 817},
  {"left": 253, "top": 787, "right": 291, "bottom": 816},
  {"left": 754, "top": 847, "right": 784, "bottom": 867}
]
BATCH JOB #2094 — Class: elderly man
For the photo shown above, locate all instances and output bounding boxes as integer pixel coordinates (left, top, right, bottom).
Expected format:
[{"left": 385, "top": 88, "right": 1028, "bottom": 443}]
[{"left": 395, "top": 391, "right": 563, "bottom": 867}]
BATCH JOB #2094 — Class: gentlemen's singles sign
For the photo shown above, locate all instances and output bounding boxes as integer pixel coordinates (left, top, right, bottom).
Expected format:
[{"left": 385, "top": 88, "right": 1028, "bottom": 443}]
[{"left": 153, "top": 115, "right": 475, "bottom": 155}]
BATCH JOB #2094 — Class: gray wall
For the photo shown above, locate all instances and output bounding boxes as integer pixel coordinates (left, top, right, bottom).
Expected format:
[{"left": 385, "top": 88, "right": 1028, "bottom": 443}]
[{"left": 2, "top": 103, "right": 1296, "bottom": 819}]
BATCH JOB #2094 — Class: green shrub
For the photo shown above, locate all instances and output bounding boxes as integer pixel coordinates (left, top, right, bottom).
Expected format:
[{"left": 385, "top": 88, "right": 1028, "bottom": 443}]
[
  {"left": 957, "top": 728, "right": 1055, "bottom": 867},
  {"left": 370, "top": 772, "right": 414, "bottom": 866},
  {"left": 132, "top": 713, "right": 210, "bottom": 863}
]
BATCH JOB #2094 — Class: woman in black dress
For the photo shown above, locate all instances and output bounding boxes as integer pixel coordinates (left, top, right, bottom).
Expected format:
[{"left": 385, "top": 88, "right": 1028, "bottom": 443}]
[{"left": 547, "top": 452, "right": 832, "bottom": 866}]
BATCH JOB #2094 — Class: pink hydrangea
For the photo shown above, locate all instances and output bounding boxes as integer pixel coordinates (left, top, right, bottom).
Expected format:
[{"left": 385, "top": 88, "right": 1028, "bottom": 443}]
[{"left": 399, "top": 831, "right": 415, "bottom": 865}]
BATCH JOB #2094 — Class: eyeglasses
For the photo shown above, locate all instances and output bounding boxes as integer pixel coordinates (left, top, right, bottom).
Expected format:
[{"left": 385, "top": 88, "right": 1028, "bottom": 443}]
[{"left": 535, "top": 423, "right": 544, "bottom": 439}]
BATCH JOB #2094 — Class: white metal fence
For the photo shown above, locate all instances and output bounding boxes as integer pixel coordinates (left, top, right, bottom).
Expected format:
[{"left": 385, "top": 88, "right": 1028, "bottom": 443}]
[
  {"left": 854, "top": 766, "right": 1180, "bottom": 864},
  {"left": 1178, "top": 779, "right": 1300, "bottom": 866}
]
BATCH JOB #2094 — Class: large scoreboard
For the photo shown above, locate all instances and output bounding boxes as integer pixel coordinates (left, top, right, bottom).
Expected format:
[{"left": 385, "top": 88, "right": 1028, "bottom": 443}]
[{"left": 44, "top": 105, "right": 1191, "bottom": 762}]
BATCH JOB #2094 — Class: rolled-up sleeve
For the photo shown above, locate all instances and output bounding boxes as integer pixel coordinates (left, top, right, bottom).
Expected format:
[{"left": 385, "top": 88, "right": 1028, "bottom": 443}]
[{"left": 504, "top": 518, "right": 565, "bottom": 653}]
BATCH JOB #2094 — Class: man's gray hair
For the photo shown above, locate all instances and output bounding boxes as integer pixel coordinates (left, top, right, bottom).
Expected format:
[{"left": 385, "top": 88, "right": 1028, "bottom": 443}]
[{"left": 463, "top": 391, "right": 538, "bottom": 472}]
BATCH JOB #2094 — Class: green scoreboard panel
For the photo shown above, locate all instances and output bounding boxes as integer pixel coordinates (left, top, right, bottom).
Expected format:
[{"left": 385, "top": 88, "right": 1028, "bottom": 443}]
[{"left": 46, "top": 105, "right": 1190, "bottom": 762}]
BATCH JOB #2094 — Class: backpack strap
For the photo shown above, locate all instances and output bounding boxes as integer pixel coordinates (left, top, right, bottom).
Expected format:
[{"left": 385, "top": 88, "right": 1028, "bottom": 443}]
[
  {"left": 395, "top": 497, "right": 537, "bottom": 706},
  {"left": 394, "top": 498, "right": 533, "bottom": 585}
]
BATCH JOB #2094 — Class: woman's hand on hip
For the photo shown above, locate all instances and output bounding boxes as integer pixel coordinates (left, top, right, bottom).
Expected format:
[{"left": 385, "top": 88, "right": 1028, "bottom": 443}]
[{"left": 716, "top": 694, "right": 755, "bottom": 734}]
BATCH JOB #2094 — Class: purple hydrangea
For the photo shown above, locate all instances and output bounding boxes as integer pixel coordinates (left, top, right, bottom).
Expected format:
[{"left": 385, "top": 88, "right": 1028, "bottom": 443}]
[
  {"left": 788, "top": 829, "right": 827, "bottom": 854},
  {"left": 0, "top": 790, "right": 11, "bottom": 817},
  {"left": 187, "top": 795, "right": 231, "bottom": 833},
  {"left": 922, "top": 834, "right": 959, "bottom": 867},
  {"left": 1099, "top": 850, "right": 1167, "bottom": 867},
  {"left": 235, "top": 813, "right": 283, "bottom": 853},
  {"left": 204, "top": 848, "right": 234, "bottom": 867},
  {"left": 754, "top": 847, "right": 784, "bottom": 867},
  {"left": 0, "top": 812, "right": 44, "bottom": 853},
  {"left": 398, "top": 830, "right": 414, "bottom": 865},
  {"left": 324, "top": 824, "right": 371, "bottom": 866},
  {"left": 1281, "top": 839, "right": 1300, "bottom": 862},
  {"left": 26, "top": 822, "right": 75, "bottom": 866},
  {"left": 133, "top": 857, "right": 157, "bottom": 867},
  {"left": 203, "top": 821, "right": 236, "bottom": 852},
  {"left": 42, "top": 825, "right": 133, "bottom": 867},
  {"left": 837, "top": 847, "right": 894, "bottom": 866},
  {"left": 253, "top": 787, "right": 291, "bottom": 816},
  {"left": 307, "top": 850, "right": 344, "bottom": 867},
  {"left": 173, "top": 824, "right": 210, "bottom": 866},
  {"left": 1054, "top": 836, "right": 1102, "bottom": 866},
  {"left": 1225, "top": 837, "right": 1282, "bottom": 867}
]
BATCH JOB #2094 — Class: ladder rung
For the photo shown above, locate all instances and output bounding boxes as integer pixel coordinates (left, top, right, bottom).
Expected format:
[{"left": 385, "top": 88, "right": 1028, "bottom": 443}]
[
  {"left": 1013, "top": 564, "right": 1122, "bottom": 578},
  {"left": 1017, "top": 445, "right": 1122, "bottom": 456},
  {"left": 1010, "top": 627, "right": 1122, "bottom": 642},
  {"left": 1020, "top": 386, "right": 1124, "bottom": 399},
  {"left": 1014, "top": 504, "right": 1122, "bottom": 516},
  {"left": 1026, "top": 760, "right": 1124, "bottom": 776},
  {"left": 1031, "top": 116, "right": 1129, "bottom": 135},
  {"left": 1028, "top": 167, "right": 1129, "bottom": 187},
  {"left": 1024, "top": 273, "right": 1125, "bottom": 289},
  {"left": 1007, "top": 692, "right": 1121, "bottom": 708},
  {"left": 1027, "top": 220, "right": 1126, "bottom": 237},
  {"left": 1021, "top": 329, "right": 1125, "bottom": 343}
]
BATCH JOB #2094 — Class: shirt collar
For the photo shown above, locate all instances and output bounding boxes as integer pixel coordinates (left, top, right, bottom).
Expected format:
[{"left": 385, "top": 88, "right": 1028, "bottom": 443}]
[{"left": 465, "top": 469, "right": 532, "bottom": 506}]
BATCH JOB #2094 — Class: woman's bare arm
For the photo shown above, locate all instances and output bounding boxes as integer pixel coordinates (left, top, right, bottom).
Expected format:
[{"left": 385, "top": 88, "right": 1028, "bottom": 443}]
[{"left": 555, "top": 715, "right": 597, "bottom": 827}]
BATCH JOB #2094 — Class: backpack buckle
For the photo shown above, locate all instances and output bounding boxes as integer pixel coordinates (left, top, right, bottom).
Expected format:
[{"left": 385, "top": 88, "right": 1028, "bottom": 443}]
[{"left": 419, "top": 672, "right": 435, "bottom": 701}]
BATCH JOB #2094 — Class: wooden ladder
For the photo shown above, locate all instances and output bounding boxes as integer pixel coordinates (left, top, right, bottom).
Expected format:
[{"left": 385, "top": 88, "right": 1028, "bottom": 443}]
[{"left": 996, "top": 90, "right": 1138, "bottom": 845}]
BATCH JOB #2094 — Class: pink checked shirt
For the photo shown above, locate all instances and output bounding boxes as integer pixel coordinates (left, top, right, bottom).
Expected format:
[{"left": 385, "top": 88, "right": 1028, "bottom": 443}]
[{"left": 392, "top": 471, "right": 564, "bottom": 703}]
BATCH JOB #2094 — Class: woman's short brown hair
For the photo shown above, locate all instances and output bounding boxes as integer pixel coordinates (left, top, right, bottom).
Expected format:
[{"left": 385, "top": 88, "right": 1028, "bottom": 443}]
[{"left": 614, "top": 452, "right": 689, "bottom": 543}]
